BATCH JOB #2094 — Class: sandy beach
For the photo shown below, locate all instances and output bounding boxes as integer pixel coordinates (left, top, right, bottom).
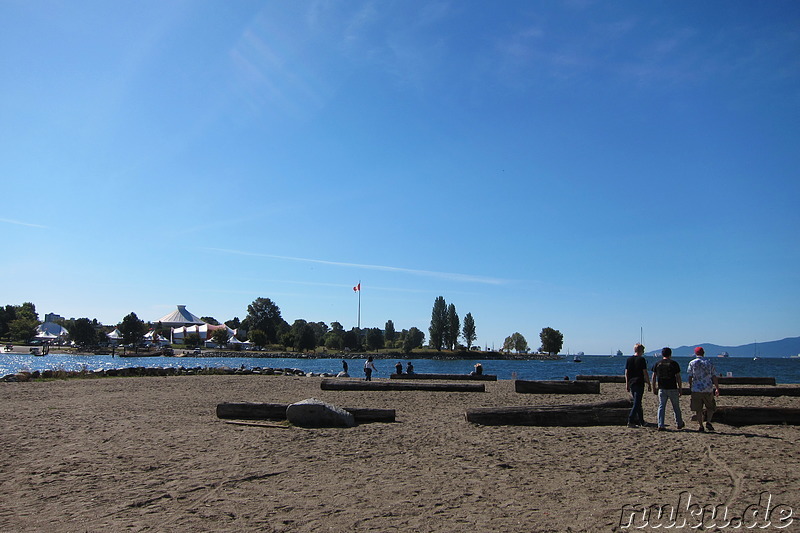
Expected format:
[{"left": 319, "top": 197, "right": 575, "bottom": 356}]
[{"left": 1, "top": 375, "right": 798, "bottom": 532}]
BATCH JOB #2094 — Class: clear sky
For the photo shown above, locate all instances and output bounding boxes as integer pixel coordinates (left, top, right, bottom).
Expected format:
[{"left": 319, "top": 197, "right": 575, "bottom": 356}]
[{"left": 2, "top": 1, "right": 799, "bottom": 354}]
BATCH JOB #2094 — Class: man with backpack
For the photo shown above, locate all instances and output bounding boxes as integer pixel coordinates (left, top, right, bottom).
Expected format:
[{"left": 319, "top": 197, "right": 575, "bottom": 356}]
[{"left": 651, "top": 347, "right": 685, "bottom": 431}]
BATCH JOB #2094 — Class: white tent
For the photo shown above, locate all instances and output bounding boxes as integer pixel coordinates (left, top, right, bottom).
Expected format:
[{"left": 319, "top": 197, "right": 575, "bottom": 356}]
[
  {"left": 155, "top": 305, "right": 206, "bottom": 328},
  {"left": 36, "top": 322, "right": 69, "bottom": 341},
  {"left": 144, "top": 330, "right": 170, "bottom": 346}
]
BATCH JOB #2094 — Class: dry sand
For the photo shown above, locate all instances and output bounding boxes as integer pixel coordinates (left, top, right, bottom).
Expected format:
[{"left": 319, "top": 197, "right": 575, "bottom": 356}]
[{"left": 1, "top": 375, "right": 798, "bottom": 532}]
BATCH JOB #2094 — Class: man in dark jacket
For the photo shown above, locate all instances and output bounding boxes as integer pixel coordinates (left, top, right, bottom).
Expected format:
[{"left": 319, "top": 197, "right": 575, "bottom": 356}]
[{"left": 651, "top": 347, "right": 685, "bottom": 431}]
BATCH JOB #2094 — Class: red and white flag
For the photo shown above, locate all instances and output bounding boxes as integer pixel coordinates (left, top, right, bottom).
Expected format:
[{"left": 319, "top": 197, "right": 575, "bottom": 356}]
[{"left": 353, "top": 283, "right": 361, "bottom": 292}]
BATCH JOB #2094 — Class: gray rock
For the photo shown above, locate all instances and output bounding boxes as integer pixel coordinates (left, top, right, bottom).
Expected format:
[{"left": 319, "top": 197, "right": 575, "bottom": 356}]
[{"left": 286, "top": 398, "right": 355, "bottom": 428}]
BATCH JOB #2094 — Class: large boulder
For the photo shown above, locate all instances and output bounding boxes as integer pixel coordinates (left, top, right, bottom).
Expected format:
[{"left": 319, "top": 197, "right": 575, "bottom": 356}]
[{"left": 286, "top": 398, "right": 355, "bottom": 428}]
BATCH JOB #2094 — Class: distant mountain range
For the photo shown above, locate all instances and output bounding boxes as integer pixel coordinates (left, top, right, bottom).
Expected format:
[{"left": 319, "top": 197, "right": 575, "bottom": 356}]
[{"left": 645, "top": 336, "right": 800, "bottom": 358}]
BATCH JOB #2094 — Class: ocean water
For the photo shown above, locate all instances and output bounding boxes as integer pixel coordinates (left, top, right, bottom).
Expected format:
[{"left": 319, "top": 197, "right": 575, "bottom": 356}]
[{"left": 3, "top": 354, "right": 800, "bottom": 383}]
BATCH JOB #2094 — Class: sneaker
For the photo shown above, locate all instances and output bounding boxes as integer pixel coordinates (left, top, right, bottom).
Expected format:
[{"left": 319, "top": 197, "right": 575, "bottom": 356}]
[
  {"left": 657, "top": 426, "right": 666, "bottom": 431},
  {"left": 698, "top": 425, "right": 705, "bottom": 433},
  {"left": 677, "top": 422, "right": 685, "bottom": 430},
  {"left": 627, "top": 422, "right": 638, "bottom": 428},
  {"left": 705, "top": 423, "right": 715, "bottom": 432}
]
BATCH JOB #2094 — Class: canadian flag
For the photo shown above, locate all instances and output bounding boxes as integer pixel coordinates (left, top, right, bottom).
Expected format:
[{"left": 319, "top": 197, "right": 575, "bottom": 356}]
[{"left": 353, "top": 283, "right": 361, "bottom": 292}]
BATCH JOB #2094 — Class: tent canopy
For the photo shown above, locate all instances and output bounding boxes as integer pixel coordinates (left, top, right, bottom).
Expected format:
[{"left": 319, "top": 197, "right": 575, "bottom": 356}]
[{"left": 155, "top": 305, "right": 205, "bottom": 327}]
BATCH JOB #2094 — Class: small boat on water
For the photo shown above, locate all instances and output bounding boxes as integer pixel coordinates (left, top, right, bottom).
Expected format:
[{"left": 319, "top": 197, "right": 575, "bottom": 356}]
[{"left": 717, "top": 352, "right": 729, "bottom": 358}]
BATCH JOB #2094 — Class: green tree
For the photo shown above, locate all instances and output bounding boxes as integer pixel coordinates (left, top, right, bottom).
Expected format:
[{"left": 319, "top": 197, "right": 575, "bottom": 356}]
[
  {"left": 403, "top": 327, "right": 425, "bottom": 354},
  {"left": 119, "top": 312, "right": 146, "bottom": 351},
  {"left": 428, "top": 296, "right": 448, "bottom": 351},
  {"left": 211, "top": 328, "right": 230, "bottom": 347},
  {"left": 462, "top": 312, "right": 477, "bottom": 349},
  {"left": 343, "top": 328, "right": 361, "bottom": 351},
  {"left": 540, "top": 327, "right": 564, "bottom": 356},
  {"left": 0, "top": 305, "right": 16, "bottom": 339},
  {"left": 18, "top": 302, "right": 39, "bottom": 322},
  {"left": 201, "top": 316, "right": 220, "bottom": 325},
  {"left": 243, "top": 297, "right": 287, "bottom": 344},
  {"left": 290, "top": 320, "right": 317, "bottom": 352},
  {"left": 248, "top": 329, "right": 267, "bottom": 349},
  {"left": 384, "top": 320, "right": 396, "bottom": 346},
  {"left": 366, "top": 327, "right": 385, "bottom": 351},
  {"left": 446, "top": 303, "right": 460, "bottom": 350},
  {"left": 184, "top": 333, "right": 201, "bottom": 348},
  {"left": 67, "top": 318, "right": 97, "bottom": 347},
  {"left": 503, "top": 332, "right": 528, "bottom": 354},
  {"left": 307, "top": 321, "right": 329, "bottom": 346},
  {"left": 324, "top": 330, "right": 343, "bottom": 350},
  {"left": 9, "top": 317, "right": 38, "bottom": 343},
  {"left": 225, "top": 317, "right": 241, "bottom": 330}
]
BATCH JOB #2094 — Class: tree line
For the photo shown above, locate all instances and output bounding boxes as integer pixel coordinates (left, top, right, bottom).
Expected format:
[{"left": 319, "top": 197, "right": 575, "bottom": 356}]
[{"left": 1, "top": 296, "right": 564, "bottom": 356}]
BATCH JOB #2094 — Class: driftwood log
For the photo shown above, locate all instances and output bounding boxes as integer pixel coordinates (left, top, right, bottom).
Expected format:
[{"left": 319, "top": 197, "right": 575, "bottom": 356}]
[
  {"left": 390, "top": 373, "right": 497, "bottom": 381},
  {"left": 576, "top": 375, "right": 626, "bottom": 383},
  {"left": 680, "top": 386, "right": 800, "bottom": 397},
  {"left": 711, "top": 406, "right": 800, "bottom": 427},
  {"left": 514, "top": 380, "right": 600, "bottom": 394},
  {"left": 466, "top": 400, "right": 632, "bottom": 426},
  {"left": 575, "top": 375, "right": 777, "bottom": 386},
  {"left": 216, "top": 402, "right": 396, "bottom": 423},
  {"left": 320, "top": 379, "right": 485, "bottom": 392},
  {"left": 716, "top": 377, "right": 776, "bottom": 385}
]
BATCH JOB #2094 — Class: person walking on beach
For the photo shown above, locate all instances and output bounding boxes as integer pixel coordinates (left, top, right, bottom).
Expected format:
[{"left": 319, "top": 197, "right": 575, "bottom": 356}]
[
  {"left": 364, "top": 356, "right": 377, "bottom": 381},
  {"left": 687, "top": 347, "right": 720, "bottom": 432},
  {"left": 625, "top": 343, "right": 651, "bottom": 428},
  {"left": 651, "top": 347, "right": 685, "bottom": 431}
]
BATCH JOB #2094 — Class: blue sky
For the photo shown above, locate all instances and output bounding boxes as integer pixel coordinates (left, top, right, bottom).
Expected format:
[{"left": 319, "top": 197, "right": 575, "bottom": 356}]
[{"left": 2, "top": 1, "right": 799, "bottom": 354}]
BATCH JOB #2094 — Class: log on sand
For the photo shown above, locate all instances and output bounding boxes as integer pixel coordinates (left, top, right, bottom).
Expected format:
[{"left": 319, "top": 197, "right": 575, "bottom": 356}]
[
  {"left": 576, "top": 375, "right": 777, "bottom": 385},
  {"left": 680, "top": 386, "right": 800, "bottom": 397},
  {"left": 320, "top": 379, "right": 485, "bottom": 392},
  {"left": 216, "top": 402, "right": 396, "bottom": 423},
  {"left": 717, "top": 377, "right": 776, "bottom": 385},
  {"left": 712, "top": 406, "right": 800, "bottom": 427},
  {"left": 514, "top": 380, "right": 600, "bottom": 394},
  {"left": 390, "top": 373, "right": 497, "bottom": 381},
  {"left": 466, "top": 400, "right": 632, "bottom": 426},
  {"left": 576, "top": 375, "right": 626, "bottom": 383}
]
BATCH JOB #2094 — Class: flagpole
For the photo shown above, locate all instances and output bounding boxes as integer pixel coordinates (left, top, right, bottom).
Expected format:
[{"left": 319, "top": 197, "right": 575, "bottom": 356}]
[{"left": 357, "top": 280, "right": 361, "bottom": 330}]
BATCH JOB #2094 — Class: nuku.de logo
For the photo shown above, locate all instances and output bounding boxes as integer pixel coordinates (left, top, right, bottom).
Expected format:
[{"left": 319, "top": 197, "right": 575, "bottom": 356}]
[{"left": 619, "top": 491, "right": 794, "bottom": 529}]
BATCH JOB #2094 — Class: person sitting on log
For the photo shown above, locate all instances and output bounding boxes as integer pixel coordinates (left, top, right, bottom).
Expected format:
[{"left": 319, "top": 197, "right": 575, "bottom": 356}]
[
  {"left": 471, "top": 363, "right": 483, "bottom": 376},
  {"left": 395, "top": 362, "right": 403, "bottom": 375},
  {"left": 406, "top": 362, "right": 414, "bottom": 374}
]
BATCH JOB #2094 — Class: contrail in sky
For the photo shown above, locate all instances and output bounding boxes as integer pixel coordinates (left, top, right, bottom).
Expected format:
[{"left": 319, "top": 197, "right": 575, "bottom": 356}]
[
  {"left": 0, "top": 218, "right": 48, "bottom": 229},
  {"left": 203, "top": 247, "right": 509, "bottom": 285}
]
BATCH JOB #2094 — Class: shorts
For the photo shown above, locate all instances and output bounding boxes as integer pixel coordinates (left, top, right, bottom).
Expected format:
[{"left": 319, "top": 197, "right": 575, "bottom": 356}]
[{"left": 690, "top": 392, "right": 716, "bottom": 412}]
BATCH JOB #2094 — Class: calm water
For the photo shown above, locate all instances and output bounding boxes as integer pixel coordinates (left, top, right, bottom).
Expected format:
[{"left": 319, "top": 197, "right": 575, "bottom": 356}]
[{"left": 3, "top": 354, "right": 800, "bottom": 383}]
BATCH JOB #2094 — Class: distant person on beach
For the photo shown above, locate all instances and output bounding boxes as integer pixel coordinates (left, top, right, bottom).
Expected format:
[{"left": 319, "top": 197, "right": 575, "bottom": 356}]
[
  {"left": 395, "top": 361, "right": 403, "bottom": 375},
  {"left": 338, "top": 359, "right": 349, "bottom": 378},
  {"left": 651, "top": 347, "right": 685, "bottom": 431},
  {"left": 471, "top": 363, "right": 483, "bottom": 376},
  {"left": 406, "top": 362, "right": 414, "bottom": 374},
  {"left": 687, "top": 347, "right": 720, "bottom": 432},
  {"left": 342, "top": 360, "right": 348, "bottom": 373},
  {"left": 625, "top": 343, "right": 651, "bottom": 428},
  {"left": 364, "top": 356, "right": 377, "bottom": 381}
]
